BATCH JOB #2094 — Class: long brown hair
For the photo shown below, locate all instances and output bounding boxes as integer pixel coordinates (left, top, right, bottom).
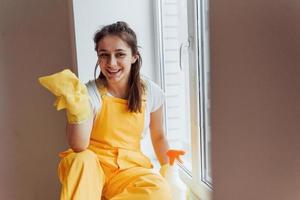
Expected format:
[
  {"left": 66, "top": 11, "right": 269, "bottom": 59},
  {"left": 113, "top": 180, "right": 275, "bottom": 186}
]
[{"left": 93, "top": 21, "right": 145, "bottom": 113}]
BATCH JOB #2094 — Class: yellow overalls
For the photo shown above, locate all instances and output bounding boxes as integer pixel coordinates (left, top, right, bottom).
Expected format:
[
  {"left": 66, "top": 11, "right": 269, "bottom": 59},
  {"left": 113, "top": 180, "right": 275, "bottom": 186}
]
[{"left": 58, "top": 85, "right": 172, "bottom": 200}]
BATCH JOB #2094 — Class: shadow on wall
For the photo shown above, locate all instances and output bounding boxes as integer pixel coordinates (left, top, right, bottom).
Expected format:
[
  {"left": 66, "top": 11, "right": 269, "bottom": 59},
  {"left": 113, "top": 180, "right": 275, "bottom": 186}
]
[
  {"left": 210, "top": 0, "right": 300, "bottom": 200},
  {"left": 0, "top": 1, "right": 75, "bottom": 199}
]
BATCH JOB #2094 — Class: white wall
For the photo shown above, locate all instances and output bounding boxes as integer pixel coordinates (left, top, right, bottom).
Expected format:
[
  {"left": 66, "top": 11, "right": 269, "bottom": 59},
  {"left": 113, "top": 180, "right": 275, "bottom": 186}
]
[
  {"left": 210, "top": 0, "right": 300, "bottom": 199},
  {"left": 72, "top": 0, "right": 156, "bottom": 83}
]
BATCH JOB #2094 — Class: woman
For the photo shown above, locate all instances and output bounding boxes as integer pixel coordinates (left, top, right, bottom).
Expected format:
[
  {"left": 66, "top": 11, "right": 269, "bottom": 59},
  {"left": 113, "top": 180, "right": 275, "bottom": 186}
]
[{"left": 39, "top": 21, "right": 175, "bottom": 200}]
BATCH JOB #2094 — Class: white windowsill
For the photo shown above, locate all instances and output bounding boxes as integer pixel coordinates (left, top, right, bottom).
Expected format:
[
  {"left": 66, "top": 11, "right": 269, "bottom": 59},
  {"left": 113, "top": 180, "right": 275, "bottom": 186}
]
[{"left": 179, "top": 167, "right": 212, "bottom": 200}]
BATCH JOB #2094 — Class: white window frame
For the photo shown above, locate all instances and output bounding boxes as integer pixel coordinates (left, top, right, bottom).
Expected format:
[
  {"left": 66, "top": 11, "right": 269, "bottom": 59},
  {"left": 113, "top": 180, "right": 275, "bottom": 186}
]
[{"left": 153, "top": 0, "right": 212, "bottom": 199}]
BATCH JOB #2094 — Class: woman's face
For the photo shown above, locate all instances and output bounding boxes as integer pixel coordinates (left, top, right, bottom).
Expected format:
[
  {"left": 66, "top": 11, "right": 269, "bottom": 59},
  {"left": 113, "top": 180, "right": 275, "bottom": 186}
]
[{"left": 97, "top": 35, "right": 138, "bottom": 85}]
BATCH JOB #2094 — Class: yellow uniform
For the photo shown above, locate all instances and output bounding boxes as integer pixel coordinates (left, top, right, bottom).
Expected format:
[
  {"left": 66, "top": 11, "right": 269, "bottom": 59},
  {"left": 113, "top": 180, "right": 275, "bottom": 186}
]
[{"left": 58, "top": 85, "right": 172, "bottom": 200}]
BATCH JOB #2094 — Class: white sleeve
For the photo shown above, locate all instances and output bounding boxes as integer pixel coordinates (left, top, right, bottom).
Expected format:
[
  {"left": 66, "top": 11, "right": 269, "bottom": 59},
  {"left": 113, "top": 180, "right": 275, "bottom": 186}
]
[
  {"left": 85, "top": 80, "right": 101, "bottom": 114},
  {"left": 146, "top": 79, "right": 165, "bottom": 112}
]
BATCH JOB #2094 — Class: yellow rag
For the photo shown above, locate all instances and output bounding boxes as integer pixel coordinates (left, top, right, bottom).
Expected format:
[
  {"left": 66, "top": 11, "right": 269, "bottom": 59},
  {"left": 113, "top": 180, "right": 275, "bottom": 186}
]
[{"left": 38, "top": 69, "right": 92, "bottom": 123}]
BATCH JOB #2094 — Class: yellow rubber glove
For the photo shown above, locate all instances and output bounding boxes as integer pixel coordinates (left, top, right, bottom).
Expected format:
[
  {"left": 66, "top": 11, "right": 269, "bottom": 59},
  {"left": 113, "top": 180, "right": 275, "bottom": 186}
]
[
  {"left": 159, "top": 149, "right": 185, "bottom": 177},
  {"left": 38, "top": 69, "right": 92, "bottom": 124}
]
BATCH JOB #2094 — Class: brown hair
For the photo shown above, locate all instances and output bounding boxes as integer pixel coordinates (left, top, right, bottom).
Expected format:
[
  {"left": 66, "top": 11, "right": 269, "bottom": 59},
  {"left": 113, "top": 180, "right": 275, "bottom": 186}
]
[{"left": 93, "top": 21, "right": 145, "bottom": 113}]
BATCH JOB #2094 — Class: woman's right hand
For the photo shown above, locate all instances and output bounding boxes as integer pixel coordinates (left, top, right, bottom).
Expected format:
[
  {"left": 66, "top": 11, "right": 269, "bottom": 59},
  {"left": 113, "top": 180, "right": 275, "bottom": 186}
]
[{"left": 38, "top": 69, "right": 93, "bottom": 124}]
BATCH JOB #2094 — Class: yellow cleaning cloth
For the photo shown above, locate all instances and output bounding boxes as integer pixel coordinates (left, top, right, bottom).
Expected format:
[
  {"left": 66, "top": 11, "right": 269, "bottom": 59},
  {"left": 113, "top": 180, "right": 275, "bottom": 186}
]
[{"left": 38, "top": 69, "right": 92, "bottom": 124}]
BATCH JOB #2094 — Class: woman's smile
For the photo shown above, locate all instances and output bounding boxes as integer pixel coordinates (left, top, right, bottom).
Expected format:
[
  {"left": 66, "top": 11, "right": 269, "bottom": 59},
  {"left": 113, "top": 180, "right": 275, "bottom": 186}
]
[{"left": 106, "top": 68, "right": 122, "bottom": 78}]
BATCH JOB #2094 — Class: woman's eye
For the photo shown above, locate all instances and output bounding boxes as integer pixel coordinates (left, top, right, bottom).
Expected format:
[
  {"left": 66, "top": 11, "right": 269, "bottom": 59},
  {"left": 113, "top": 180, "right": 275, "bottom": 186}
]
[{"left": 116, "top": 53, "right": 126, "bottom": 57}]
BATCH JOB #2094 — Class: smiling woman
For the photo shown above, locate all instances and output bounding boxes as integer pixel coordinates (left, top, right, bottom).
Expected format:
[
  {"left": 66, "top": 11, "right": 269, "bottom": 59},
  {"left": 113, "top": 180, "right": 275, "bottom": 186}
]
[
  {"left": 59, "top": 21, "right": 173, "bottom": 200},
  {"left": 38, "top": 21, "right": 183, "bottom": 200}
]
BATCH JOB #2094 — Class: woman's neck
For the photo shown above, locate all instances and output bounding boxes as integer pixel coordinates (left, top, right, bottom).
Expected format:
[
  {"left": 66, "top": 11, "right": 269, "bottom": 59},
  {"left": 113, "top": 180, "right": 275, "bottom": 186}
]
[
  {"left": 108, "top": 85, "right": 128, "bottom": 99},
  {"left": 102, "top": 79, "right": 129, "bottom": 99}
]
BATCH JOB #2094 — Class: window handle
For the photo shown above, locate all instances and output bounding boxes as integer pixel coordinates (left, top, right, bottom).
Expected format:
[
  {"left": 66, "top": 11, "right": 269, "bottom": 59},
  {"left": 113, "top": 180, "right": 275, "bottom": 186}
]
[{"left": 179, "top": 38, "right": 191, "bottom": 71}]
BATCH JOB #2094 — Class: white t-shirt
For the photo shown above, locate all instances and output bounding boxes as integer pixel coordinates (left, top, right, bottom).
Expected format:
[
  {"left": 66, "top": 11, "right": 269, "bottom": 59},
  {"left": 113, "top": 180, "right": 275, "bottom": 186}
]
[{"left": 85, "top": 77, "right": 165, "bottom": 137}]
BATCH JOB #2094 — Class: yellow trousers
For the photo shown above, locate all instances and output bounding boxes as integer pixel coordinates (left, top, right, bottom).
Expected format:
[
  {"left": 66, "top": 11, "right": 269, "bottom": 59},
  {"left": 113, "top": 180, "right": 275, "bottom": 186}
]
[{"left": 58, "top": 149, "right": 172, "bottom": 200}]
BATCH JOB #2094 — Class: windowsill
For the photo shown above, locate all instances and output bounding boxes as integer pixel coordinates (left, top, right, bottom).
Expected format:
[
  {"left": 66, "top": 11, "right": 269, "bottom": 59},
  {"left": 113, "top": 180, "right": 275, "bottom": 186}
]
[{"left": 178, "top": 167, "right": 212, "bottom": 200}]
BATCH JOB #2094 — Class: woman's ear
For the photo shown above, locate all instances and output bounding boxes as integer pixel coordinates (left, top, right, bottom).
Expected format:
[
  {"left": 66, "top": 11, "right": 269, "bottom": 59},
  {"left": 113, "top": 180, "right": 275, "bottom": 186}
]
[{"left": 131, "top": 54, "right": 139, "bottom": 64}]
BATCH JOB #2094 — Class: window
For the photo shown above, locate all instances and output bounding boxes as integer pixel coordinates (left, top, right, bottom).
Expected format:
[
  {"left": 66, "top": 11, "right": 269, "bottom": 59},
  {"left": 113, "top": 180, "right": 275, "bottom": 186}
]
[{"left": 154, "top": 0, "right": 211, "bottom": 198}]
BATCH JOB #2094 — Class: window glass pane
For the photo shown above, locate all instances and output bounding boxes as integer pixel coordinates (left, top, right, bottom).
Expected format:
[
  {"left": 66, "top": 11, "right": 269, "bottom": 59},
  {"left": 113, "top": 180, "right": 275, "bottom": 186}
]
[
  {"left": 160, "top": 0, "right": 212, "bottom": 186},
  {"left": 161, "top": 0, "right": 192, "bottom": 173}
]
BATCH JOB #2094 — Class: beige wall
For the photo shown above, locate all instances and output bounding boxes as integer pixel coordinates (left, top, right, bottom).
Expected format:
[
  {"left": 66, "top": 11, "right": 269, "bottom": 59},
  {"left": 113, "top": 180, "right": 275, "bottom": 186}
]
[
  {"left": 0, "top": 0, "right": 74, "bottom": 199},
  {"left": 210, "top": 0, "right": 300, "bottom": 200}
]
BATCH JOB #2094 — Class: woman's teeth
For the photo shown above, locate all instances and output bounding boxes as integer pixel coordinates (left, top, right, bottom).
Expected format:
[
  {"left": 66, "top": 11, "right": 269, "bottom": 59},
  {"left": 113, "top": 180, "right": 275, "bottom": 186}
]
[
  {"left": 107, "top": 69, "right": 121, "bottom": 75},
  {"left": 108, "top": 69, "right": 119, "bottom": 72}
]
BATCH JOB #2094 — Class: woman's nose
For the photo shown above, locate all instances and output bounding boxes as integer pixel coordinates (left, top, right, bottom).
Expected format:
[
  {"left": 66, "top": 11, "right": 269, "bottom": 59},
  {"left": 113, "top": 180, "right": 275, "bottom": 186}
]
[{"left": 108, "top": 56, "right": 117, "bottom": 66}]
